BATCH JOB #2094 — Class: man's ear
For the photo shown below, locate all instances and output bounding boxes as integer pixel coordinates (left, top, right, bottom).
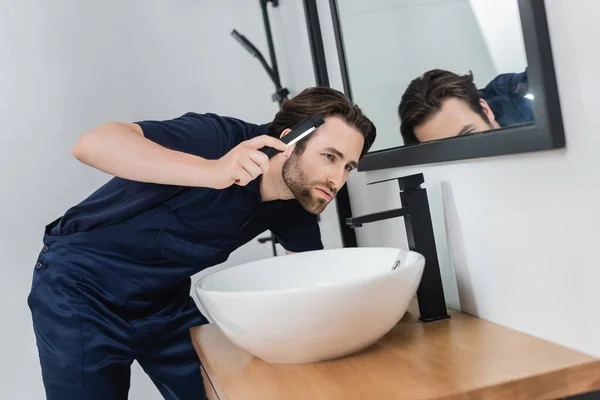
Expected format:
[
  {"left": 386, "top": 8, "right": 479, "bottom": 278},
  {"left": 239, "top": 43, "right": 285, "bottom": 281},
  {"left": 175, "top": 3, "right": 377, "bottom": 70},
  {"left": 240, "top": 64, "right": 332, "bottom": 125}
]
[
  {"left": 479, "top": 99, "right": 498, "bottom": 127},
  {"left": 279, "top": 128, "right": 292, "bottom": 140}
]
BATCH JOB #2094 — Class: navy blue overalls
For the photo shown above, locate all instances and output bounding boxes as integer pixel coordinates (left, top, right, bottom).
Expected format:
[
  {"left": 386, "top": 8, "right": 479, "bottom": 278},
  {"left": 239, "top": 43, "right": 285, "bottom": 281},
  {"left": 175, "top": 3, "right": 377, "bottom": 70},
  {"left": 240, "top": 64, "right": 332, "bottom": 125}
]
[{"left": 27, "top": 112, "right": 323, "bottom": 399}]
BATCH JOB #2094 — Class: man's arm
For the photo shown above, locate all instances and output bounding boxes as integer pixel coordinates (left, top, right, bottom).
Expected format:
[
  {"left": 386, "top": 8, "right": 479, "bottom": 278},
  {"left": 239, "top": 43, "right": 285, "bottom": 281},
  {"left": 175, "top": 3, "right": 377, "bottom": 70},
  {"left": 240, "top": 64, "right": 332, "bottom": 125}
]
[
  {"left": 73, "top": 122, "right": 214, "bottom": 187},
  {"left": 72, "top": 119, "right": 285, "bottom": 189}
]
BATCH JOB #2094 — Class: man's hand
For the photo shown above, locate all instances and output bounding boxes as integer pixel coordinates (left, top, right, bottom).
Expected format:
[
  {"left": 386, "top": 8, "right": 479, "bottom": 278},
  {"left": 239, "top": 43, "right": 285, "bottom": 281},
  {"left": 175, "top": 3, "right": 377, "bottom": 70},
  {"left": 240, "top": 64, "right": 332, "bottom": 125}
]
[{"left": 210, "top": 135, "right": 287, "bottom": 189}]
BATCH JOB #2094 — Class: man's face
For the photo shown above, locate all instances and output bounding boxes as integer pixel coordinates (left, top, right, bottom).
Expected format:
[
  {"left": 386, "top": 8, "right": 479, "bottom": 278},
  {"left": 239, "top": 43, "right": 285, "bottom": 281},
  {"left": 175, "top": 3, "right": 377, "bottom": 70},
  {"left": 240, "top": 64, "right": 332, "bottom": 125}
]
[
  {"left": 282, "top": 116, "right": 364, "bottom": 214},
  {"left": 414, "top": 98, "right": 499, "bottom": 142}
]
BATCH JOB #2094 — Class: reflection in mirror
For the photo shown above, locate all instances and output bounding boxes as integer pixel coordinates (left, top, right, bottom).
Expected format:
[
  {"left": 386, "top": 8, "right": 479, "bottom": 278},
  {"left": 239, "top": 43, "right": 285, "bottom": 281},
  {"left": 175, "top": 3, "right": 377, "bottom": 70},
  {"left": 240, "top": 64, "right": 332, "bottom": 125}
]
[{"left": 335, "top": 0, "right": 533, "bottom": 152}]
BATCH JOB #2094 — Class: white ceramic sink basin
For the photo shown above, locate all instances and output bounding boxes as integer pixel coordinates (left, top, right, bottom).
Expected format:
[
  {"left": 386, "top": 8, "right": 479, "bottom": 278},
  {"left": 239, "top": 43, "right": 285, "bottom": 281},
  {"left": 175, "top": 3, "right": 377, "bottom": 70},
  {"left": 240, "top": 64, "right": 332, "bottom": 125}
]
[{"left": 194, "top": 247, "right": 424, "bottom": 364}]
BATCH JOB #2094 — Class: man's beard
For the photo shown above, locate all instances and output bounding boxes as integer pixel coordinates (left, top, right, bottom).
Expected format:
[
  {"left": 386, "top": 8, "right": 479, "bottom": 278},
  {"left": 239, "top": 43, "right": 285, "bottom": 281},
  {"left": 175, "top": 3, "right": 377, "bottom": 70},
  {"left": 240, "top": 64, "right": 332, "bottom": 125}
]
[{"left": 282, "top": 152, "right": 337, "bottom": 214}]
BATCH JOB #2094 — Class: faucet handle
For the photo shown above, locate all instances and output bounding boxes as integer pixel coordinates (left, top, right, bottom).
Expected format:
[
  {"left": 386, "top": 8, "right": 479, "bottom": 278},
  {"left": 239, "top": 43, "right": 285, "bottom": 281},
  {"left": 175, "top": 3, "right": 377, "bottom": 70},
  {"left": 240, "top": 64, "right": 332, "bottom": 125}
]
[{"left": 367, "top": 173, "right": 424, "bottom": 191}]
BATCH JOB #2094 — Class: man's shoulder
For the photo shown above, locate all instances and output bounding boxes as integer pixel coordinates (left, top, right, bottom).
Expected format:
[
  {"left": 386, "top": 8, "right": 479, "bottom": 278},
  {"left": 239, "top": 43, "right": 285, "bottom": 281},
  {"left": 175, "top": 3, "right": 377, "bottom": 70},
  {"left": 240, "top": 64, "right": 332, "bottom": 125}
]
[
  {"left": 179, "top": 112, "right": 268, "bottom": 138},
  {"left": 134, "top": 111, "right": 271, "bottom": 160},
  {"left": 480, "top": 71, "right": 528, "bottom": 96}
]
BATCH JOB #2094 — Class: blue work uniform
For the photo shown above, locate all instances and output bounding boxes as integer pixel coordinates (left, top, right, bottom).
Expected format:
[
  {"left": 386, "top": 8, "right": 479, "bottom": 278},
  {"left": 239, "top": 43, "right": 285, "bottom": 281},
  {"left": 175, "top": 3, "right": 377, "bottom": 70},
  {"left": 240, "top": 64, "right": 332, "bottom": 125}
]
[
  {"left": 479, "top": 69, "right": 534, "bottom": 127},
  {"left": 27, "top": 112, "right": 323, "bottom": 400}
]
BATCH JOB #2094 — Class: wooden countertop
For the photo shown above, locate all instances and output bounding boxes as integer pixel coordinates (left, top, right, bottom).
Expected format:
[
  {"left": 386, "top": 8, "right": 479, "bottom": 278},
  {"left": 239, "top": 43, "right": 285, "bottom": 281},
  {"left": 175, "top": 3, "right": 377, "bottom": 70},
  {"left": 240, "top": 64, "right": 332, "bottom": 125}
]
[{"left": 191, "top": 301, "right": 600, "bottom": 399}]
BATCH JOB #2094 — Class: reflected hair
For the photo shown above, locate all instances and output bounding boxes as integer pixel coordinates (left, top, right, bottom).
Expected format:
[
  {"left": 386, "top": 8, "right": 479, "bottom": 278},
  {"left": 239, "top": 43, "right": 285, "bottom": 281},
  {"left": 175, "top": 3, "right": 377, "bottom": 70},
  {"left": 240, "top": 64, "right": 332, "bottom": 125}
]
[
  {"left": 398, "top": 69, "right": 488, "bottom": 144},
  {"left": 268, "top": 87, "right": 376, "bottom": 159}
]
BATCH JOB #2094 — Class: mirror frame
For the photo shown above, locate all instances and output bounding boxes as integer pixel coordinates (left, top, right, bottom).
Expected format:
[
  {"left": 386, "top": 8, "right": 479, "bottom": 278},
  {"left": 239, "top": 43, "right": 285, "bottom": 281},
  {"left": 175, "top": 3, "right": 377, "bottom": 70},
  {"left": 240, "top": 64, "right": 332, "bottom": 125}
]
[{"left": 320, "top": 0, "right": 565, "bottom": 171}]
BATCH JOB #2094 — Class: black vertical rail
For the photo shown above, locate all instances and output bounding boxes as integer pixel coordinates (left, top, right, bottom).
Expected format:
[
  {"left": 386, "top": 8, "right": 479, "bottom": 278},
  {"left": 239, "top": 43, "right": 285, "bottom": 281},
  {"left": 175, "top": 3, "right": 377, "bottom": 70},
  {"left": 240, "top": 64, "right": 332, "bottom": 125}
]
[
  {"left": 303, "top": 0, "right": 358, "bottom": 248},
  {"left": 329, "top": 0, "right": 353, "bottom": 100},
  {"left": 260, "top": 0, "right": 282, "bottom": 91},
  {"left": 303, "top": 0, "right": 329, "bottom": 86}
]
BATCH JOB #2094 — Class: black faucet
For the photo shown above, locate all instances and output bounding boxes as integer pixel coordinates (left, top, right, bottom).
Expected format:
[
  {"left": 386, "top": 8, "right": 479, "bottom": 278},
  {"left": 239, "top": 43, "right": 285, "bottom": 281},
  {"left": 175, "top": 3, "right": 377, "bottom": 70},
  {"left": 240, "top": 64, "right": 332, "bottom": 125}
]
[{"left": 346, "top": 173, "right": 450, "bottom": 323}]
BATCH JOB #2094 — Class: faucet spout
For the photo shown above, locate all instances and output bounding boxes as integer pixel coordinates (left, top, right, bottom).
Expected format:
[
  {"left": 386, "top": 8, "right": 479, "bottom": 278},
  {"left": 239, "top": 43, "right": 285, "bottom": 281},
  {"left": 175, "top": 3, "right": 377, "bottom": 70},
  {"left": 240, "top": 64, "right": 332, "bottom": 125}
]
[{"left": 346, "top": 208, "right": 408, "bottom": 228}]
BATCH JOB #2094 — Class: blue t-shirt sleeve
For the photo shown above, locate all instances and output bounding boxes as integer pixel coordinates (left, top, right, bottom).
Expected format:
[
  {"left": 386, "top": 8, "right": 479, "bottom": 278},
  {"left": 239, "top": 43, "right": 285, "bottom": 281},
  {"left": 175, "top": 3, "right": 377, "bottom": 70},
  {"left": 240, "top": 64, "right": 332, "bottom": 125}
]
[
  {"left": 271, "top": 202, "right": 324, "bottom": 252},
  {"left": 135, "top": 112, "right": 258, "bottom": 159}
]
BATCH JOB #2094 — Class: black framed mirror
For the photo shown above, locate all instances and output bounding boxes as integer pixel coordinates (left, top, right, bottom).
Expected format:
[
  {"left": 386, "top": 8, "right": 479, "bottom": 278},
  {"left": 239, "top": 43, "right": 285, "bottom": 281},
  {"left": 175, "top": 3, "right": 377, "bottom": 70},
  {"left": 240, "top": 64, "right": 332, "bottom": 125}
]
[{"left": 317, "top": 0, "right": 565, "bottom": 171}]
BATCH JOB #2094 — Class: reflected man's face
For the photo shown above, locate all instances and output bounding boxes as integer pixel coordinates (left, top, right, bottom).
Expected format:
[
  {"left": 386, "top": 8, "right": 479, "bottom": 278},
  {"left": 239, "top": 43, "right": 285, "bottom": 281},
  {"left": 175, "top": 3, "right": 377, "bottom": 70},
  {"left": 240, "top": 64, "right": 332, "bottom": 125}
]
[{"left": 414, "top": 98, "right": 500, "bottom": 142}]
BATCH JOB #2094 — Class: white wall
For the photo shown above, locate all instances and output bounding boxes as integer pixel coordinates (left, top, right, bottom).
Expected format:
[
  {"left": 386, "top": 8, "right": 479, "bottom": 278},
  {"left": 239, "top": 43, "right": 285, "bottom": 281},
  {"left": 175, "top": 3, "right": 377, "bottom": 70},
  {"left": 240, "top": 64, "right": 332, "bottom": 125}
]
[
  {"left": 0, "top": 1, "right": 342, "bottom": 398},
  {"left": 307, "top": 0, "right": 600, "bottom": 358},
  {"left": 469, "top": 0, "right": 528, "bottom": 73}
]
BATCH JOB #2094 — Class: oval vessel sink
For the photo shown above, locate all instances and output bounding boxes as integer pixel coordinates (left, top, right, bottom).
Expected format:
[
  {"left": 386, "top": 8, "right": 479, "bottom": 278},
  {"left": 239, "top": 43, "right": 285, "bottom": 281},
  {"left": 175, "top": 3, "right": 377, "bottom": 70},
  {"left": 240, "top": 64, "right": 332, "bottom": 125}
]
[{"left": 195, "top": 247, "right": 424, "bottom": 363}]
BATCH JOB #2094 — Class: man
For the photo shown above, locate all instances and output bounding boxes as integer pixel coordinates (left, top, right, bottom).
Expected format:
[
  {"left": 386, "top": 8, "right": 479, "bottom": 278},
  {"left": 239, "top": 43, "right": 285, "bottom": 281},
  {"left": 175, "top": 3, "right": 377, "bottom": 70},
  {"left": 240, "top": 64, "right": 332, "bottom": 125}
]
[
  {"left": 398, "top": 69, "right": 533, "bottom": 144},
  {"left": 27, "top": 86, "right": 376, "bottom": 399}
]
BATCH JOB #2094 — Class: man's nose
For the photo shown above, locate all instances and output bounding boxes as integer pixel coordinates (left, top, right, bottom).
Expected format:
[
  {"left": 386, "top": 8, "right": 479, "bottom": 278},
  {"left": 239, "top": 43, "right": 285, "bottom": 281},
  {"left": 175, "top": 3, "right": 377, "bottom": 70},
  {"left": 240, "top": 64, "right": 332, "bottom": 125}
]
[{"left": 328, "top": 168, "right": 346, "bottom": 190}]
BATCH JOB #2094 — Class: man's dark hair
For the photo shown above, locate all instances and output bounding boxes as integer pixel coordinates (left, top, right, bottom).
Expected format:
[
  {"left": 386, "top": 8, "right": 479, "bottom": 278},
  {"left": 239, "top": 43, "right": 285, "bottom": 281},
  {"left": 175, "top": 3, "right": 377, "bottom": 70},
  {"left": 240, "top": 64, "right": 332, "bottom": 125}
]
[
  {"left": 398, "top": 69, "right": 488, "bottom": 144},
  {"left": 269, "top": 87, "right": 376, "bottom": 159}
]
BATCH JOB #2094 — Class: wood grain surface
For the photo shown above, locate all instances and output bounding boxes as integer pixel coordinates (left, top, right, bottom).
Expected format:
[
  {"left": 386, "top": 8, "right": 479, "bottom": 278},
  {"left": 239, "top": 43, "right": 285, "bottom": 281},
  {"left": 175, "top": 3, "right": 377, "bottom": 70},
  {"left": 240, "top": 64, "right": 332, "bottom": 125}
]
[{"left": 191, "top": 301, "right": 600, "bottom": 399}]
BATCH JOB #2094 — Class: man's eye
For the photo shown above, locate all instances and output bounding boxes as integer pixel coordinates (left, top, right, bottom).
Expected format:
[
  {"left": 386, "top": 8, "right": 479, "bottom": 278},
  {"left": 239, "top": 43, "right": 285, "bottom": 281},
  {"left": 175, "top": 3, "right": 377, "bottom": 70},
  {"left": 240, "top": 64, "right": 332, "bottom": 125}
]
[
  {"left": 345, "top": 165, "right": 354, "bottom": 172},
  {"left": 324, "top": 154, "right": 334, "bottom": 161}
]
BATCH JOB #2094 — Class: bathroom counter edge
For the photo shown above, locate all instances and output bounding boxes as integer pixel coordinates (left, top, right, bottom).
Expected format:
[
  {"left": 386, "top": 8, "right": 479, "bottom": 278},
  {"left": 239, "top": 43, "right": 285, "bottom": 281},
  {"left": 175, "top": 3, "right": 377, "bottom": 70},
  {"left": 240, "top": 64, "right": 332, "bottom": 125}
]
[{"left": 190, "top": 300, "right": 600, "bottom": 399}]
